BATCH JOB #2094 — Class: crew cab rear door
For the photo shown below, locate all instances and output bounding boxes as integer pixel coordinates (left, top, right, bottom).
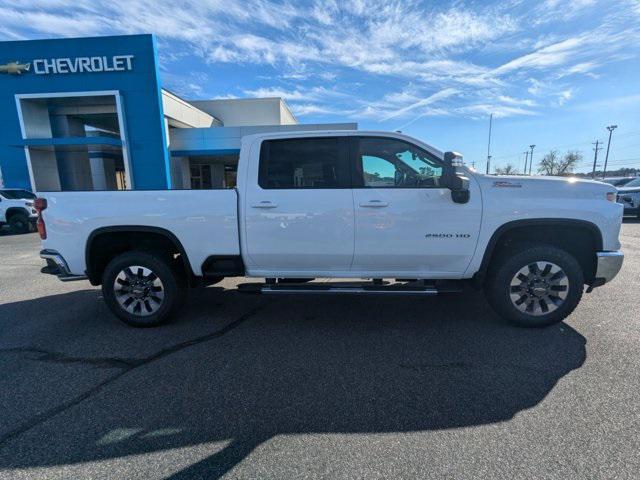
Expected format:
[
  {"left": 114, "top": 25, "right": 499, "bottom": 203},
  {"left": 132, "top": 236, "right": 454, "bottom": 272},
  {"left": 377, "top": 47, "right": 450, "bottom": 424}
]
[
  {"left": 242, "top": 136, "right": 355, "bottom": 276},
  {"left": 350, "top": 135, "right": 482, "bottom": 277}
]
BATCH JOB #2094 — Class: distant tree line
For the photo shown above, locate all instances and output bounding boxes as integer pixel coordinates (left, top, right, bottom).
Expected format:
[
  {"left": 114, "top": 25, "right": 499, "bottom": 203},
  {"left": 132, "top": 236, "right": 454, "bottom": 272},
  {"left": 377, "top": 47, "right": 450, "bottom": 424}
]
[{"left": 493, "top": 150, "right": 639, "bottom": 178}]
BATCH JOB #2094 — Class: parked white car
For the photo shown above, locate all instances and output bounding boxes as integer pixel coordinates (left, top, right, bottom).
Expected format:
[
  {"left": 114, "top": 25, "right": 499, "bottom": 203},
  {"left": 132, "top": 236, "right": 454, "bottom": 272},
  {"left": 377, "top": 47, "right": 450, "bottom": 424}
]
[
  {"left": 616, "top": 177, "right": 640, "bottom": 218},
  {"left": 0, "top": 188, "right": 37, "bottom": 234},
  {"left": 36, "top": 130, "right": 624, "bottom": 328}
]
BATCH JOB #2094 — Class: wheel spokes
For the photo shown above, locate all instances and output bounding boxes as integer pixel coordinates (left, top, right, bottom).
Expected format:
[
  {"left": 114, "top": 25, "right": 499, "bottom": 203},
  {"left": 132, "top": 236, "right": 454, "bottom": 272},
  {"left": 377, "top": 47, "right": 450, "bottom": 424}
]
[
  {"left": 509, "top": 261, "right": 569, "bottom": 317},
  {"left": 113, "top": 265, "right": 165, "bottom": 317}
]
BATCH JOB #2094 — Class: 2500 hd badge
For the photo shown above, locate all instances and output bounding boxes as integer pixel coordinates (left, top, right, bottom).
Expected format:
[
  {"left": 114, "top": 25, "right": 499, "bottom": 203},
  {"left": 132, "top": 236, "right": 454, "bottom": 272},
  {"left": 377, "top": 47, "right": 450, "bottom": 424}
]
[{"left": 425, "top": 233, "right": 472, "bottom": 238}]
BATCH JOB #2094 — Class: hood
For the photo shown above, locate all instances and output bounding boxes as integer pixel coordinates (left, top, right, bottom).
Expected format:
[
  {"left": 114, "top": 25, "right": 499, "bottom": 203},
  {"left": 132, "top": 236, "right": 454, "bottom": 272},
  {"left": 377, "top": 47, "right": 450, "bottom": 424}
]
[
  {"left": 474, "top": 174, "right": 614, "bottom": 197},
  {"left": 617, "top": 186, "right": 640, "bottom": 194}
]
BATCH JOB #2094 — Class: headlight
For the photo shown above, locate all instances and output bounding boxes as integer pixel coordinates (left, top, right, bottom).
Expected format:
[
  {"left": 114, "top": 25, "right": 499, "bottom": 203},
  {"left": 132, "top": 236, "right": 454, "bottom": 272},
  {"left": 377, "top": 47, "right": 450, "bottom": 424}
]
[{"left": 25, "top": 201, "right": 34, "bottom": 207}]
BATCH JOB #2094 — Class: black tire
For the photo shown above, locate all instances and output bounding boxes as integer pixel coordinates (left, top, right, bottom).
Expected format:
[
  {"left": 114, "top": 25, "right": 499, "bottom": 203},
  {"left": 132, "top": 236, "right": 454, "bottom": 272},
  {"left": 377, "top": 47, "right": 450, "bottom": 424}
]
[
  {"left": 8, "top": 213, "right": 30, "bottom": 234},
  {"left": 484, "top": 244, "right": 584, "bottom": 327},
  {"left": 102, "top": 250, "right": 186, "bottom": 327}
]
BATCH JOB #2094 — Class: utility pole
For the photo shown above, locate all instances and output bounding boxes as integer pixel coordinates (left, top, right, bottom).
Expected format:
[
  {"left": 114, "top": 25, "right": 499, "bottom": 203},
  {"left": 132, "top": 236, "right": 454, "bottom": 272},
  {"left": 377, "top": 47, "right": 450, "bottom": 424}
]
[
  {"left": 486, "top": 113, "right": 493, "bottom": 174},
  {"left": 591, "top": 140, "right": 603, "bottom": 179},
  {"left": 529, "top": 145, "right": 536, "bottom": 175},
  {"left": 523, "top": 151, "right": 529, "bottom": 174},
  {"left": 602, "top": 125, "right": 618, "bottom": 179}
]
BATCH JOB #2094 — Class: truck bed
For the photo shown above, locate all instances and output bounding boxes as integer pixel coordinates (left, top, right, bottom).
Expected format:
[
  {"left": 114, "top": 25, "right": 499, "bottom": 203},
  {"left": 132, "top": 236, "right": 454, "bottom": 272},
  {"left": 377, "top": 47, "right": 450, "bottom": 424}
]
[{"left": 39, "top": 189, "right": 239, "bottom": 276}]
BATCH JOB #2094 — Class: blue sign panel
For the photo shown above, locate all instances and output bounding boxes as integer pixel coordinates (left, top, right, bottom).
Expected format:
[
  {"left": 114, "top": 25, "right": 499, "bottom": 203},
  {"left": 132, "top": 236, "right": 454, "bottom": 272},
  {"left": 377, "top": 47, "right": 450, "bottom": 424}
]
[{"left": 0, "top": 34, "right": 169, "bottom": 190}]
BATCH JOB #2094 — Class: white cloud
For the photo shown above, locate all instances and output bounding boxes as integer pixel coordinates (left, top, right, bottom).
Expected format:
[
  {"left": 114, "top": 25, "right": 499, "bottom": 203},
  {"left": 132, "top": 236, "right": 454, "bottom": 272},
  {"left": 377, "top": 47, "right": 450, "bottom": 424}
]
[
  {"left": 497, "top": 95, "right": 537, "bottom": 107},
  {"left": 535, "top": 0, "right": 597, "bottom": 24},
  {"left": 381, "top": 88, "right": 459, "bottom": 121},
  {"left": 1, "top": 0, "right": 638, "bottom": 122},
  {"left": 556, "top": 89, "right": 574, "bottom": 106},
  {"left": 456, "top": 104, "right": 538, "bottom": 119},
  {"left": 491, "top": 23, "right": 640, "bottom": 79},
  {"left": 289, "top": 103, "right": 351, "bottom": 116},
  {"left": 244, "top": 86, "right": 347, "bottom": 103},
  {"left": 564, "top": 62, "right": 600, "bottom": 77}
]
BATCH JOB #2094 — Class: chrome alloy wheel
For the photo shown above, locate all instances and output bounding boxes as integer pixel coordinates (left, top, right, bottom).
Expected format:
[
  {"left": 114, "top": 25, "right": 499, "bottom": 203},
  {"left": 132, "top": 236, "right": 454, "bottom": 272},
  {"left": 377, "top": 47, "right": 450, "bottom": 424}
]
[
  {"left": 113, "top": 266, "right": 165, "bottom": 316},
  {"left": 509, "top": 261, "right": 569, "bottom": 316}
]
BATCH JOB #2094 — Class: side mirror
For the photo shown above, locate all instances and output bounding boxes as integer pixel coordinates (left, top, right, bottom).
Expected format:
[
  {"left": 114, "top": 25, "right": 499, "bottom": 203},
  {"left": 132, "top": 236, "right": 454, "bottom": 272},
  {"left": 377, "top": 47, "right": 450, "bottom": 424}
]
[{"left": 441, "top": 164, "right": 470, "bottom": 204}]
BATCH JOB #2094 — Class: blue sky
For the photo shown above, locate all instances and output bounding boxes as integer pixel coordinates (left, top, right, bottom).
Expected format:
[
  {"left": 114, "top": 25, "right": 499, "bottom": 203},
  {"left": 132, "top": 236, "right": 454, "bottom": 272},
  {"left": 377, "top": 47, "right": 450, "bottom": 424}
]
[{"left": 2, "top": 0, "right": 640, "bottom": 173}]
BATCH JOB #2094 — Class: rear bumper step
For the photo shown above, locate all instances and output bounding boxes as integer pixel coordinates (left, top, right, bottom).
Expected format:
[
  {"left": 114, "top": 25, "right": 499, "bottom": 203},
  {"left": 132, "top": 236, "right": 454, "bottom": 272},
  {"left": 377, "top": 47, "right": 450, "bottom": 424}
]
[
  {"left": 237, "top": 280, "right": 462, "bottom": 295},
  {"left": 40, "top": 249, "right": 87, "bottom": 282}
]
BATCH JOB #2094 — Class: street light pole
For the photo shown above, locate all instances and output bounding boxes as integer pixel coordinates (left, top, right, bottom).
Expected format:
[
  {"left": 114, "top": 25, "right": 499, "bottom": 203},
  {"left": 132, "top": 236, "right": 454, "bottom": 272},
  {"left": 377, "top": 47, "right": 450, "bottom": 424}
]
[
  {"left": 529, "top": 145, "right": 536, "bottom": 175},
  {"left": 523, "top": 151, "right": 529, "bottom": 175},
  {"left": 602, "top": 125, "right": 618, "bottom": 180}
]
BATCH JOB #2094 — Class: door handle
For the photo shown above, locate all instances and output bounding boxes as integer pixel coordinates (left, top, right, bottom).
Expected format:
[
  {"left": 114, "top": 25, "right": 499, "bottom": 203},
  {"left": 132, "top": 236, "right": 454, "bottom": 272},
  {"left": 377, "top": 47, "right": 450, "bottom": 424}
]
[
  {"left": 359, "top": 200, "right": 388, "bottom": 208},
  {"left": 251, "top": 201, "right": 278, "bottom": 209}
]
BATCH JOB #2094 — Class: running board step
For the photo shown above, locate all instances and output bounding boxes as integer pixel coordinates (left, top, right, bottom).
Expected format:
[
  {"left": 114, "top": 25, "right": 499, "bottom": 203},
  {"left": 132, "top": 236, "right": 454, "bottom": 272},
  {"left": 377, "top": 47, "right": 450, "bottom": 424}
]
[{"left": 237, "top": 280, "right": 462, "bottom": 296}]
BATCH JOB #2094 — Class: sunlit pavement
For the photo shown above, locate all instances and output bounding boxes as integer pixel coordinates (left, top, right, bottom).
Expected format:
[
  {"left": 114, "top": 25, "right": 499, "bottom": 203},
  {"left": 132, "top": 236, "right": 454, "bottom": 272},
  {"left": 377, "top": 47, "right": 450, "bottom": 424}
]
[{"left": 0, "top": 222, "right": 638, "bottom": 479}]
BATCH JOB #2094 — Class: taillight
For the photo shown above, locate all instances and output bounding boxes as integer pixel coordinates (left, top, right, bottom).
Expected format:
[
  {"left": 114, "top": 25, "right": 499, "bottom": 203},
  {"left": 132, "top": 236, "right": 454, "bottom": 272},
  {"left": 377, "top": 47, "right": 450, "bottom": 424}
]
[
  {"left": 34, "top": 198, "right": 47, "bottom": 240},
  {"left": 606, "top": 192, "right": 617, "bottom": 202}
]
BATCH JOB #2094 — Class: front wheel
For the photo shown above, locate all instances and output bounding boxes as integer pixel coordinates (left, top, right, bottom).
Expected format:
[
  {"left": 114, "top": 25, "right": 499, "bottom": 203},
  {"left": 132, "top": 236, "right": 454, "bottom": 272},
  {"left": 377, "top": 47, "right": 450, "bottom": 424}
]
[
  {"left": 484, "top": 244, "right": 584, "bottom": 327},
  {"left": 102, "top": 251, "right": 185, "bottom": 327}
]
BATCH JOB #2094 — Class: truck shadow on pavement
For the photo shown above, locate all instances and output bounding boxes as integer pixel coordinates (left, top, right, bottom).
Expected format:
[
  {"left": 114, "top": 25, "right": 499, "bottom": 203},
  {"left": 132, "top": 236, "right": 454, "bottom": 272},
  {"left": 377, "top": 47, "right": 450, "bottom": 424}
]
[{"left": 0, "top": 287, "right": 586, "bottom": 478}]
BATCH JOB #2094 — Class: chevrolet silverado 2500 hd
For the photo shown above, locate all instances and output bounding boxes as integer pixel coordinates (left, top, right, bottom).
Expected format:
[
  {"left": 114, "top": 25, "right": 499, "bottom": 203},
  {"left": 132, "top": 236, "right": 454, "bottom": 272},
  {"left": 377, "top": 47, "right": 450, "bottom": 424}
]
[{"left": 36, "top": 130, "right": 624, "bottom": 327}]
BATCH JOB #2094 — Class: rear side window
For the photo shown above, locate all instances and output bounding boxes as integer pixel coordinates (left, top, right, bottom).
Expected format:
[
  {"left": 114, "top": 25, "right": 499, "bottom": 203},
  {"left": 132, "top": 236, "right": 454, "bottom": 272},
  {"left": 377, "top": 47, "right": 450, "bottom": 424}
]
[{"left": 259, "top": 137, "right": 350, "bottom": 189}]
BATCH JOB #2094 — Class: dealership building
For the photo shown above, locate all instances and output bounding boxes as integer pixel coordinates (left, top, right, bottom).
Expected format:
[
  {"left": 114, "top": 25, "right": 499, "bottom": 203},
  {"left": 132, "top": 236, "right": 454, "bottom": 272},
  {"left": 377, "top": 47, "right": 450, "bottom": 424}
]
[{"left": 0, "top": 34, "right": 355, "bottom": 192}]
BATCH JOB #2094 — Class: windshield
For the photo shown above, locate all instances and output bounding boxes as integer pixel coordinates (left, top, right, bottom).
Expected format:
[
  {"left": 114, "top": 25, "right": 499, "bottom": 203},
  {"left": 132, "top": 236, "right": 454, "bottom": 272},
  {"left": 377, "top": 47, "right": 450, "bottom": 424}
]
[
  {"left": 0, "top": 189, "right": 36, "bottom": 200},
  {"left": 622, "top": 177, "right": 640, "bottom": 188}
]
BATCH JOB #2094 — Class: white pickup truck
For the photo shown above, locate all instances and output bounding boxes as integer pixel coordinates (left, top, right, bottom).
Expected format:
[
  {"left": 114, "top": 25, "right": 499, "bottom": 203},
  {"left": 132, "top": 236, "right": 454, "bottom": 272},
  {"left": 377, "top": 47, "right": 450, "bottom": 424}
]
[
  {"left": 0, "top": 188, "right": 38, "bottom": 234},
  {"left": 36, "top": 130, "right": 624, "bottom": 328}
]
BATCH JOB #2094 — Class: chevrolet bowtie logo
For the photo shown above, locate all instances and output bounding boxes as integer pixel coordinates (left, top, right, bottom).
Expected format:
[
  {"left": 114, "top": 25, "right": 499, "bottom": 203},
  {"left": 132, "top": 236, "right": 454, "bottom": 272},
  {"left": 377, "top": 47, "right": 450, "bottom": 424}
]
[{"left": 0, "top": 61, "right": 31, "bottom": 74}]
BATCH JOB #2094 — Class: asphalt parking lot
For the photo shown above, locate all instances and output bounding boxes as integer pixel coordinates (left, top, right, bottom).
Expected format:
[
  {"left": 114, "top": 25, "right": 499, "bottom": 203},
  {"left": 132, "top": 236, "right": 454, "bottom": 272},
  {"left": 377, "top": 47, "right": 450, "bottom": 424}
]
[{"left": 0, "top": 222, "right": 639, "bottom": 479}]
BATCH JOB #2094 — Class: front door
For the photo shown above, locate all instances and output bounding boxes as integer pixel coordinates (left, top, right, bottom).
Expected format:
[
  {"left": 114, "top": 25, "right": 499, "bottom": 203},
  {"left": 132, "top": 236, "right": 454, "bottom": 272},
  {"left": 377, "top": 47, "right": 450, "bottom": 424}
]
[
  {"left": 243, "top": 136, "right": 355, "bottom": 276},
  {"left": 350, "top": 136, "right": 481, "bottom": 277}
]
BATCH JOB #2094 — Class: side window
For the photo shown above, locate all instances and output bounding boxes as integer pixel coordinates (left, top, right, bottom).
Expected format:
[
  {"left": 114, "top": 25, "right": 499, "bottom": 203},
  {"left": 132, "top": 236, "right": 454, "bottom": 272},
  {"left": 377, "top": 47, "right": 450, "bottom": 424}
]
[
  {"left": 259, "top": 137, "right": 349, "bottom": 189},
  {"left": 356, "top": 137, "right": 444, "bottom": 188}
]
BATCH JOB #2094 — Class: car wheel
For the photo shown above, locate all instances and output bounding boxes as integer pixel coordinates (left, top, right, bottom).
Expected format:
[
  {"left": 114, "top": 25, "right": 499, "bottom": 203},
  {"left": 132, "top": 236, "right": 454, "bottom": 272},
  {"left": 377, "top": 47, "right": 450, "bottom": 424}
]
[
  {"left": 484, "top": 244, "right": 584, "bottom": 327},
  {"left": 102, "top": 251, "right": 186, "bottom": 327},
  {"left": 8, "top": 213, "right": 30, "bottom": 234}
]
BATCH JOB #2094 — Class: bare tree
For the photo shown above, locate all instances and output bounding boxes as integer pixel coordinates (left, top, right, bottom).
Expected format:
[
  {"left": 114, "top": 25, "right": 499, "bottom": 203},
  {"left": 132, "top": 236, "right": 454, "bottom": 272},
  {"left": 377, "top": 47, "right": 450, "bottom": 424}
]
[
  {"left": 494, "top": 164, "right": 518, "bottom": 175},
  {"left": 537, "top": 150, "right": 582, "bottom": 176},
  {"left": 561, "top": 151, "right": 582, "bottom": 174}
]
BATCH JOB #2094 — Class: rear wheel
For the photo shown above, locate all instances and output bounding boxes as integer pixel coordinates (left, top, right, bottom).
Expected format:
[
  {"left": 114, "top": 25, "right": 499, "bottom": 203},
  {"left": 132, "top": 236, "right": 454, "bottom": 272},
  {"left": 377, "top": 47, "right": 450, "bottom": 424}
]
[
  {"left": 102, "top": 251, "right": 185, "bottom": 327},
  {"left": 484, "top": 244, "right": 584, "bottom": 327},
  {"left": 8, "top": 213, "right": 30, "bottom": 234}
]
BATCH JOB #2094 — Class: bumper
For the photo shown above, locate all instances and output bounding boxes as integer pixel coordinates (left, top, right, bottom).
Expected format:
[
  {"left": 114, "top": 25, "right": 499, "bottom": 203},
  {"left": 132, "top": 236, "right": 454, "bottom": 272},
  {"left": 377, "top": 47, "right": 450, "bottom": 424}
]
[
  {"left": 592, "top": 251, "right": 624, "bottom": 287},
  {"left": 40, "top": 249, "right": 87, "bottom": 282}
]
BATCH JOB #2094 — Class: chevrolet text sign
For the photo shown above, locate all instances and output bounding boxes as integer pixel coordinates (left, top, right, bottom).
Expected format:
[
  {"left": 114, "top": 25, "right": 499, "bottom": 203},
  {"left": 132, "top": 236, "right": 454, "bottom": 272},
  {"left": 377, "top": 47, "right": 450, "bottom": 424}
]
[{"left": 32, "top": 55, "right": 134, "bottom": 74}]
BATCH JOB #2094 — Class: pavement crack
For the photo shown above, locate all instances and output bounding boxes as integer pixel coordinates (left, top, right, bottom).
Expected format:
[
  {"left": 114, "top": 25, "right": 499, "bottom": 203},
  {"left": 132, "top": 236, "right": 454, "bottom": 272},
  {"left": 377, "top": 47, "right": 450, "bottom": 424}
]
[
  {"left": 0, "top": 302, "right": 268, "bottom": 448},
  {"left": 398, "top": 361, "right": 550, "bottom": 375},
  {"left": 0, "top": 347, "right": 141, "bottom": 369}
]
